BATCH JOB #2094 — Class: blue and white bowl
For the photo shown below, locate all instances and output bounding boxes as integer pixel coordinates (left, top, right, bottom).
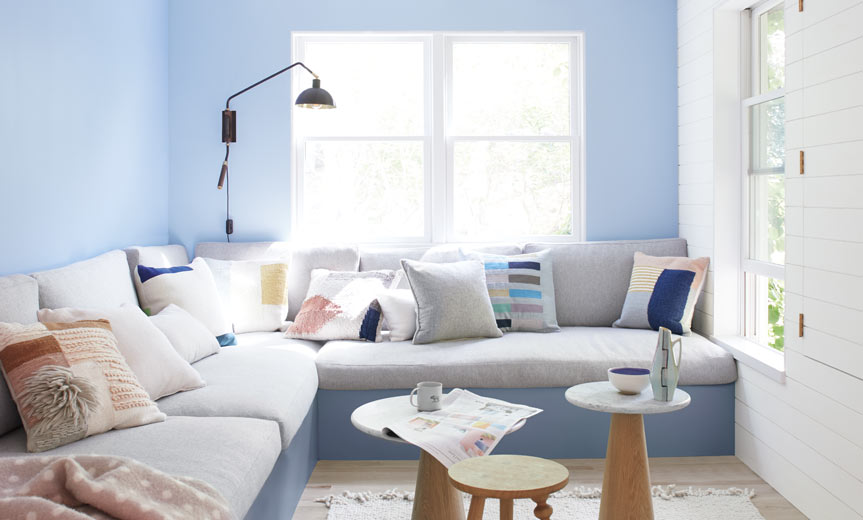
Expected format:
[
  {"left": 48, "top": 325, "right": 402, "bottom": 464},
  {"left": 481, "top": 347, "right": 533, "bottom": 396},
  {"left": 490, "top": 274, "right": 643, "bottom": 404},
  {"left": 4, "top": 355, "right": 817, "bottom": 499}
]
[{"left": 608, "top": 367, "right": 651, "bottom": 395}]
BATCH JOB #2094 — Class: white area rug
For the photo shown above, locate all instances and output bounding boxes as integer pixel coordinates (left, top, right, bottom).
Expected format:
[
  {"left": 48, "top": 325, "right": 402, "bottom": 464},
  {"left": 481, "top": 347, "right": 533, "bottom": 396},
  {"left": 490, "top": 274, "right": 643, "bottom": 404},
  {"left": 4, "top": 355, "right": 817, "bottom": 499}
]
[{"left": 318, "top": 485, "right": 765, "bottom": 519}]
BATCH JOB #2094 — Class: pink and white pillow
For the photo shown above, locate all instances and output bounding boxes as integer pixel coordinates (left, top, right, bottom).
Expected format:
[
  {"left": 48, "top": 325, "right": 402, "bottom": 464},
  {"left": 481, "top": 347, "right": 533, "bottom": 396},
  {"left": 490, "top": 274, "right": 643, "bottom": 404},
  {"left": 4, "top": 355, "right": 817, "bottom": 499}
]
[{"left": 284, "top": 270, "right": 395, "bottom": 342}]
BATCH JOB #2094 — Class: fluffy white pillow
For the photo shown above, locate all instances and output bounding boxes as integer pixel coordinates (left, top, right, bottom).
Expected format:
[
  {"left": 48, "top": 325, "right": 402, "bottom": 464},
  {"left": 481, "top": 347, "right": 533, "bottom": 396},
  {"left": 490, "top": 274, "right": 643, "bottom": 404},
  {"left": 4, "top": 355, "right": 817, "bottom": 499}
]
[
  {"left": 38, "top": 304, "right": 205, "bottom": 400},
  {"left": 284, "top": 270, "right": 395, "bottom": 342},
  {"left": 378, "top": 289, "right": 417, "bottom": 342},
  {"left": 133, "top": 257, "right": 235, "bottom": 346},
  {"left": 149, "top": 304, "right": 220, "bottom": 364},
  {"left": 203, "top": 258, "right": 289, "bottom": 333}
]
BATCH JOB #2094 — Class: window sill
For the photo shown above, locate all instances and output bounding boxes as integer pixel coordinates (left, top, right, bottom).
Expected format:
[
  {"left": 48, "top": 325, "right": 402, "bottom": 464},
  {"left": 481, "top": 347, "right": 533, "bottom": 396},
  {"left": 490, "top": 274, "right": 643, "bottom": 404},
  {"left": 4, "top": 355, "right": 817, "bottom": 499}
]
[{"left": 711, "top": 335, "right": 786, "bottom": 384}]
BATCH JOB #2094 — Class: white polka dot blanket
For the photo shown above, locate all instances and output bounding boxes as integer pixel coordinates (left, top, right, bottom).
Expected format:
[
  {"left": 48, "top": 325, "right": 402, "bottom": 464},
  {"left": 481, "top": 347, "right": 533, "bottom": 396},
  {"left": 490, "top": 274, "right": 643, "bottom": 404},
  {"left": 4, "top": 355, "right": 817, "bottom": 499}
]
[{"left": 0, "top": 455, "right": 232, "bottom": 520}]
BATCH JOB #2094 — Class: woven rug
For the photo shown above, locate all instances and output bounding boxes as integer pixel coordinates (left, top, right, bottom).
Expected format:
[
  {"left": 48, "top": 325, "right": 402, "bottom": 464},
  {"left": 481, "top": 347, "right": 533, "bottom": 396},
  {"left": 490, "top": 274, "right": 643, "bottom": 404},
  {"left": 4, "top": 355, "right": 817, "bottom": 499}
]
[{"left": 318, "top": 485, "right": 765, "bottom": 519}]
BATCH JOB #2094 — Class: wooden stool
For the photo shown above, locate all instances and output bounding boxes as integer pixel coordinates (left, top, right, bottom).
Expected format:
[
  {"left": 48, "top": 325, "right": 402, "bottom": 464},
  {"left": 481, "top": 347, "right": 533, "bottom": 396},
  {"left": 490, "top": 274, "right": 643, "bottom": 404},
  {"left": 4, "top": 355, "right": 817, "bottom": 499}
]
[{"left": 448, "top": 455, "right": 569, "bottom": 520}]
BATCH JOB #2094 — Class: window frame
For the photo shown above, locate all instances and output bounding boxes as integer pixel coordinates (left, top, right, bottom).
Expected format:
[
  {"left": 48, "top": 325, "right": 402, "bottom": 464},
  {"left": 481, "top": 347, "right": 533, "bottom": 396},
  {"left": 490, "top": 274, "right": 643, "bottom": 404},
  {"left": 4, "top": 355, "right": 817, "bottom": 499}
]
[
  {"left": 290, "top": 31, "right": 585, "bottom": 244},
  {"left": 740, "top": 0, "right": 786, "bottom": 349}
]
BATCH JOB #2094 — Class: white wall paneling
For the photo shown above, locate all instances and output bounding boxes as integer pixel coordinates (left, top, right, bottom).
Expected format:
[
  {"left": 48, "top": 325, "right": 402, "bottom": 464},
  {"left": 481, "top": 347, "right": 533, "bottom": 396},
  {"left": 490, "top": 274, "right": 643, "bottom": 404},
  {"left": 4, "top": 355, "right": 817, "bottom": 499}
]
[{"left": 678, "top": 0, "right": 863, "bottom": 516}]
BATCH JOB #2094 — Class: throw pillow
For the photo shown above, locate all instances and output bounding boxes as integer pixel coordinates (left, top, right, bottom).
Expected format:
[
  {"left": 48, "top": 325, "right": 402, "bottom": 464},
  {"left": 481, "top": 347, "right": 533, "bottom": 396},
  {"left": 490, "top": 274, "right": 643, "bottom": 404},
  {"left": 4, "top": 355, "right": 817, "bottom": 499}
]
[
  {"left": 400, "top": 259, "right": 503, "bottom": 345},
  {"left": 613, "top": 252, "right": 710, "bottom": 335},
  {"left": 149, "top": 304, "right": 220, "bottom": 364},
  {"left": 134, "top": 257, "right": 236, "bottom": 346},
  {"left": 378, "top": 289, "right": 418, "bottom": 342},
  {"left": 462, "top": 248, "right": 560, "bottom": 333},
  {"left": 284, "top": 270, "right": 395, "bottom": 342},
  {"left": 38, "top": 305, "right": 205, "bottom": 400},
  {"left": 204, "top": 258, "right": 290, "bottom": 333},
  {"left": 0, "top": 320, "right": 165, "bottom": 452}
]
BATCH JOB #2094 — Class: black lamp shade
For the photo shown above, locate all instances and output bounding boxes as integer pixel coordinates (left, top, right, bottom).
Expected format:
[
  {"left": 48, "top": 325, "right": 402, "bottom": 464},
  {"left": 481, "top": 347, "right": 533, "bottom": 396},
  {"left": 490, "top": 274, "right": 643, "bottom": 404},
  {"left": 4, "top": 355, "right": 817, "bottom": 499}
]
[{"left": 295, "top": 78, "right": 336, "bottom": 109}]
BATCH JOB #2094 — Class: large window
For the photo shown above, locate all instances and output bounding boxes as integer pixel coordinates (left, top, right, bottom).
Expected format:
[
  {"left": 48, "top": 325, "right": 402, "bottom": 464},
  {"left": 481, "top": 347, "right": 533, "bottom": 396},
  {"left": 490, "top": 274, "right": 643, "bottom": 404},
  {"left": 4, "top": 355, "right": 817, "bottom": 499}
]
[
  {"left": 742, "top": 2, "right": 785, "bottom": 351},
  {"left": 292, "top": 33, "right": 583, "bottom": 243}
]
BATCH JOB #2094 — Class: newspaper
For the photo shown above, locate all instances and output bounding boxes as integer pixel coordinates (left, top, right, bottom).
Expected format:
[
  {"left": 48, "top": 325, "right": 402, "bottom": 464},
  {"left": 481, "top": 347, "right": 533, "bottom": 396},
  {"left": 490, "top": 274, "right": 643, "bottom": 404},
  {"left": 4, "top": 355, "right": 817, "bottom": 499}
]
[{"left": 383, "top": 389, "right": 542, "bottom": 467}]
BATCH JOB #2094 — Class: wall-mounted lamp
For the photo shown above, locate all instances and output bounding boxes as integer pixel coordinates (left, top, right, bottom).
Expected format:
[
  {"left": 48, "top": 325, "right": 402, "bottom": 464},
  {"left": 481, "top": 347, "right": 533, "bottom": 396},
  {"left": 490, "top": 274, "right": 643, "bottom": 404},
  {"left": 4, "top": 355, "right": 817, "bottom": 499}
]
[{"left": 218, "top": 62, "right": 335, "bottom": 237}]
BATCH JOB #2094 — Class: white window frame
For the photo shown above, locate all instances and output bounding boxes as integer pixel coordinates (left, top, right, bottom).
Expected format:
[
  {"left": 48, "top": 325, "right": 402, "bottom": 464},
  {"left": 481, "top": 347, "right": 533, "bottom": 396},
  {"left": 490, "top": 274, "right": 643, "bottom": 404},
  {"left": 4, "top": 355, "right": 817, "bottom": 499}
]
[
  {"left": 740, "top": 0, "right": 785, "bottom": 347},
  {"left": 291, "top": 31, "right": 585, "bottom": 244},
  {"left": 710, "top": 0, "right": 786, "bottom": 381}
]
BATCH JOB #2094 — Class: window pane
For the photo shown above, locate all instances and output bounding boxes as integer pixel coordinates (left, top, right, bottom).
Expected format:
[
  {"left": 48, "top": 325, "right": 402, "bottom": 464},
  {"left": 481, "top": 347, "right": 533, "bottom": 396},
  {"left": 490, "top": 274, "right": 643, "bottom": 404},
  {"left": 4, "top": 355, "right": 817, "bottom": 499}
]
[
  {"left": 749, "top": 173, "right": 785, "bottom": 264},
  {"left": 749, "top": 97, "right": 785, "bottom": 173},
  {"left": 745, "top": 273, "right": 785, "bottom": 351},
  {"left": 758, "top": 4, "right": 785, "bottom": 94},
  {"left": 295, "top": 42, "right": 425, "bottom": 136},
  {"left": 302, "top": 141, "right": 424, "bottom": 239},
  {"left": 452, "top": 42, "right": 570, "bottom": 136},
  {"left": 453, "top": 141, "right": 571, "bottom": 238}
]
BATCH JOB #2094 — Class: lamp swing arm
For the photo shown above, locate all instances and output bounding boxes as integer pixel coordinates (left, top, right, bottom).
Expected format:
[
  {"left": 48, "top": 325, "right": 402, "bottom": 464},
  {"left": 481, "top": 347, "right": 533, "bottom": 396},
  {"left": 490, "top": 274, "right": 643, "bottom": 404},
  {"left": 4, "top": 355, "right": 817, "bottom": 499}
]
[{"left": 225, "top": 61, "right": 319, "bottom": 109}]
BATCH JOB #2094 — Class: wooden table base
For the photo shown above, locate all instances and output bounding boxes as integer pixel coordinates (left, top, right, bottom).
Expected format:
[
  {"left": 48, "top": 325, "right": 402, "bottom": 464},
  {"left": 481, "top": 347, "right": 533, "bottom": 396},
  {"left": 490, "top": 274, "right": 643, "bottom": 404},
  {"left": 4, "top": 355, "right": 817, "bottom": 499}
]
[
  {"left": 599, "top": 413, "right": 654, "bottom": 520},
  {"left": 412, "top": 450, "right": 466, "bottom": 520}
]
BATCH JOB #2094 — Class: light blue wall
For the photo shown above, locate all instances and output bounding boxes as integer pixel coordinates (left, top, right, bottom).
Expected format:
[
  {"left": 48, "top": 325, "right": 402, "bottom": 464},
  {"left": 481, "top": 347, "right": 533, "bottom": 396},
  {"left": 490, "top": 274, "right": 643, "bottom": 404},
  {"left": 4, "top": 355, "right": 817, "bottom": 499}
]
[
  {"left": 168, "top": 0, "right": 679, "bottom": 249},
  {"left": 0, "top": 1, "right": 170, "bottom": 276}
]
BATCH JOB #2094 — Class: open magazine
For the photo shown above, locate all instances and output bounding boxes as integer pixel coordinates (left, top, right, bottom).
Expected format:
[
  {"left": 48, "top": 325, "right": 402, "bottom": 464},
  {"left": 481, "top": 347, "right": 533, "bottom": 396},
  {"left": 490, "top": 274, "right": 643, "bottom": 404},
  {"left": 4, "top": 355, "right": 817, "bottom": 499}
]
[{"left": 383, "top": 389, "right": 542, "bottom": 467}]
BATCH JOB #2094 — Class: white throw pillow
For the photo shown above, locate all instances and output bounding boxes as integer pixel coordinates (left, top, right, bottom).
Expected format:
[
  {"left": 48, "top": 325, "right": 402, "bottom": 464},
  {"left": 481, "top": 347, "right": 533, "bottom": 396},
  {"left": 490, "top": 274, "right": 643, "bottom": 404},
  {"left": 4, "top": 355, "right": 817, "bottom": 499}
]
[
  {"left": 149, "top": 304, "right": 220, "bottom": 364},
  {"left": 378, "top": 289, "right": 417, "bottom": 342},
  {"left": 203, "top": 258, "right": 289, "bottom": 333},
  {"left": 284, "top": 270, "right": 395, "bottom": 342},
  {"left": 38, "top": 304, "right": 205, "bottom": 400},
  {"left": 133, "top": 257, "right": 235, "bottom": 346}
]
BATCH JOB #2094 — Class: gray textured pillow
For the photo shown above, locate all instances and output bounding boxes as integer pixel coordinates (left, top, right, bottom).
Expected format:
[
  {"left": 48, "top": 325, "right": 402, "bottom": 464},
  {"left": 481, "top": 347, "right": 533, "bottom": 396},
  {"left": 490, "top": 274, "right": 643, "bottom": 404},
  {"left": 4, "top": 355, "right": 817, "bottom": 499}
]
[{"left": 401, "top": 259, "right": 503, "bottom": 345}]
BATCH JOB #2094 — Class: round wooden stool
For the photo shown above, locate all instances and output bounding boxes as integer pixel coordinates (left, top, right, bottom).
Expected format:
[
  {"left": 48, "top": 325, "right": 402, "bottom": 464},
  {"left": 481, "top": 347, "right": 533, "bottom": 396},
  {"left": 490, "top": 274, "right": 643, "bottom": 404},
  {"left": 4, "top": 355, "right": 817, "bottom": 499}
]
[{"left": 448, "top": 455, "right": 569, "bottom": 520}]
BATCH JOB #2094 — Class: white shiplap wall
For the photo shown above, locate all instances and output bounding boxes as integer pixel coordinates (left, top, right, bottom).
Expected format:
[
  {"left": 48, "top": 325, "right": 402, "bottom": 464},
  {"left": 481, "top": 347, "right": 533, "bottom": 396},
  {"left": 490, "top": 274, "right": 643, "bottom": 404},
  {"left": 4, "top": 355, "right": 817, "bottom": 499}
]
[
  {"left": 679, "top": 0, "right": 863, "bottom": 518},
  {"left": 678, "top": 0, "right": 717, "bottom": 336}
]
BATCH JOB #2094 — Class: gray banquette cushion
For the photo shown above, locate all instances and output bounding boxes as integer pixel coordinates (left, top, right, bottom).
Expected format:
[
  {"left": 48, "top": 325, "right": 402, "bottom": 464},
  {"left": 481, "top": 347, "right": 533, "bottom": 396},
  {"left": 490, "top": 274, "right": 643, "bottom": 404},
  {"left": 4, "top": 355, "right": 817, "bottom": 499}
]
[
  {"left": 30, "top": 249, "right": 138, "bottom": 309},
  {"left": 0, "top": 274, "right": 39, "bottom": 436},
  {"left": 157, "top": 341, "right": 320, "bottom": 449},
  {"left": 195, "top": 242, "right": 359, "bottom": 322},
  {"left": 359, "top": 243, "right": 523, "bottom": 271},
  {"left": 525, "top": 238, "right": 688, "bottom": 327},
  {"left": 316, "top": 326, "right": 736, "bottom": 390},
  {"left": 0, "top": 416, "right": 280, "bottom": 518}
]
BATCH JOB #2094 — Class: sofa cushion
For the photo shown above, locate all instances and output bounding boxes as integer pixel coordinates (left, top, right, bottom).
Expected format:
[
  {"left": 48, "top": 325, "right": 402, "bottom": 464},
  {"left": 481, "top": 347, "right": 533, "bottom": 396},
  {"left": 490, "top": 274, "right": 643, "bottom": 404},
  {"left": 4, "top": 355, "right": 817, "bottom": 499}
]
[
  {"left": 195, "top": 242, "right": 360, "bottom": 321},
  {"left": 124, "top": 244, "right": 190, "bottom": 276},
  {"left": 235, "top": 331, "right": 323, "bottom": 358},
  {"left": 0, "top": 416, "right": 280, "bottom": 519},
  {"left": 31, "top": 250, "right": 138, "bottom": 309},
  {"left": 359, "top": 243, "right": 524, "bottom": 271},
  {"left": 524, "top": 238, "right": 688, "bottom": 327},
  {"left": 315, "top": 326, "right": 736, "bottom": 390},
  {"left": 0, "top": 275, "right": 40, "bottom": 436},
  {"left": 156, "top": 344, "right": 319, "bottom": 449}
]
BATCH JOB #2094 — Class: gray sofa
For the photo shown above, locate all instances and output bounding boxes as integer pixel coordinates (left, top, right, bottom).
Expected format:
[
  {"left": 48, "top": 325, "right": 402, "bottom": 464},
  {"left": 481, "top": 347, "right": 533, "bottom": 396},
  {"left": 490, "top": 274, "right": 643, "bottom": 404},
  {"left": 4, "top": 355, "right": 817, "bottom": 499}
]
[{"left": 0, "top": 237, "right": 737, "bottom": 519}]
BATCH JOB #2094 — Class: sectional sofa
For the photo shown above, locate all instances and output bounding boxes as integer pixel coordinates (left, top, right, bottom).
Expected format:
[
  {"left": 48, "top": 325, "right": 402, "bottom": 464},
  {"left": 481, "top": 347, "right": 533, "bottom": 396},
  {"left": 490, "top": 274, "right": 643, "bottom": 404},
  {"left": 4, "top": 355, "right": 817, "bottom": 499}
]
[{"left": 0, "top": 237, "right": 737, "bottom": 519}]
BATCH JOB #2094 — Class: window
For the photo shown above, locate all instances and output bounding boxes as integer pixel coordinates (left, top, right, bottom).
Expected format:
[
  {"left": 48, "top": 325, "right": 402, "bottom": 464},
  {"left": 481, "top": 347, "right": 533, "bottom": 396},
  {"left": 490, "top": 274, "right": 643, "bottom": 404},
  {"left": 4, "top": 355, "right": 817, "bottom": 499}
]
[
  {"left": 742, "top": 2, "right": 785, "bottom": 351},
  {"left": 292, "top": 33, "right": 583, "bottom": 243}
]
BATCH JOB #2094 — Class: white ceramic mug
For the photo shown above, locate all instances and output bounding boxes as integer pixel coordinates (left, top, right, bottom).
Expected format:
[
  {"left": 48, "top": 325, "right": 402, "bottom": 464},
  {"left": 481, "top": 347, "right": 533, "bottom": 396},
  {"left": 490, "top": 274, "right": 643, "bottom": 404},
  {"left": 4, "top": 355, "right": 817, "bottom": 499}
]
[{"left": 410, "top": 381, "right": 443, "bottom": 412}]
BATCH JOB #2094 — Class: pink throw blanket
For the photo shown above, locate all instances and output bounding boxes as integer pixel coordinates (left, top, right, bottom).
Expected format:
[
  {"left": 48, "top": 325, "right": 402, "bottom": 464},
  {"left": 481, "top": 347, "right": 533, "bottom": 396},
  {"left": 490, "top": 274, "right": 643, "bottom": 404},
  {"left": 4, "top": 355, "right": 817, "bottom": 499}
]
[{"left": 0, "top": 455, "right": 233, "bottom": 519}]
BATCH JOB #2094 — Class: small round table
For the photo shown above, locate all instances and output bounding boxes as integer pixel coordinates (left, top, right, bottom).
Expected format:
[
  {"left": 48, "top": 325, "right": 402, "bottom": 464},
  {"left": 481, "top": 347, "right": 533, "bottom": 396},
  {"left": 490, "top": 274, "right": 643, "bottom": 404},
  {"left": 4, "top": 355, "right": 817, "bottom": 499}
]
[
  {"left": 351, "top": 395, "right": 526, "bottom": 520},
  {"left": 448, "top": 455, "right": 569, "bottom": 520},
  {"left": 565, "top": 382, "right": 690, "bottom": 520}
]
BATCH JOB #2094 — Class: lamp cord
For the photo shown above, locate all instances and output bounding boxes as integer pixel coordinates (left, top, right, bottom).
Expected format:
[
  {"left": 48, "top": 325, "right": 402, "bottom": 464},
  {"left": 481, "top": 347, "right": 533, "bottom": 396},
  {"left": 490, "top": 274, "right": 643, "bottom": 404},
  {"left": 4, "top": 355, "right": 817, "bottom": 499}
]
[{"left": 224, "top": 144, "right": 231, "bottom": 242}]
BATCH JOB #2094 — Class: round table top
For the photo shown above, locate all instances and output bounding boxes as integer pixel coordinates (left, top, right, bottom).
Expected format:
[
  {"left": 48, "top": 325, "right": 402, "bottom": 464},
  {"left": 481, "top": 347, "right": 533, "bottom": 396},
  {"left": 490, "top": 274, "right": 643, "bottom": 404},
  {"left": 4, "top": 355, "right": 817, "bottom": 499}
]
[
  {"left": 448, "top": 455, "right": 569, "bottom": 498},
  {"left": 351, "top": 395, "right": 525, "bottom": 444},
  {"left": 564, "top": 381, "right": 691, "bottom": 415}
]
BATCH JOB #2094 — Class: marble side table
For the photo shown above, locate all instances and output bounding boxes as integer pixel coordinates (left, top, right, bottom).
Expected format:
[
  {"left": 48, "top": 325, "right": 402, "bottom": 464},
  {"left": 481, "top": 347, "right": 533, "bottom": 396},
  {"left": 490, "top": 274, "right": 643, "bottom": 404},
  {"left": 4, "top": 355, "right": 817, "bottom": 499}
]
[
  {"left": 352, "top": 395, "right": 527, "bottom": 520},
  {"left": 565, "top": 381, "right": 690, "bottom": 520}
]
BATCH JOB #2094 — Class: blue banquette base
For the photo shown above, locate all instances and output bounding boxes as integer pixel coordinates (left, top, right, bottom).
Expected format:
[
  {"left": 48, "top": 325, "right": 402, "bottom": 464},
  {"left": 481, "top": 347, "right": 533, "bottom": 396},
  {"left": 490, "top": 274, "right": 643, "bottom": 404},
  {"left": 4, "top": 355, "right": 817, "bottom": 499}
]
[{"left": 246, "top": 384, "right": 734, "bottom": 518}]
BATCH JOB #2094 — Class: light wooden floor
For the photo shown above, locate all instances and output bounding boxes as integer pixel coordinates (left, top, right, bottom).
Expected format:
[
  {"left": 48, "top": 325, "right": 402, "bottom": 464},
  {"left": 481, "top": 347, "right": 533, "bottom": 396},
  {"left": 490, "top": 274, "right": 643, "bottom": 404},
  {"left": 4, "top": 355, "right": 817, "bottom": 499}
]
[{"left": 296, "top": 456, "right": 806, "bottom": 519}]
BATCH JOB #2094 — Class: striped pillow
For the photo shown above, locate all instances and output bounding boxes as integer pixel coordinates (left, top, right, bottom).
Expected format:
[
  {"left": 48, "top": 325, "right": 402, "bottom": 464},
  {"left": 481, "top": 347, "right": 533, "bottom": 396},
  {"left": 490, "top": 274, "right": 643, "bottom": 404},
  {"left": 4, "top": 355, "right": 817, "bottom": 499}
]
[
  {"left": 462, "top": 249, "right": 560, "bottom": 333},
  {"left": 613, "top": 252, "right": 710, "bottom": 335}
]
